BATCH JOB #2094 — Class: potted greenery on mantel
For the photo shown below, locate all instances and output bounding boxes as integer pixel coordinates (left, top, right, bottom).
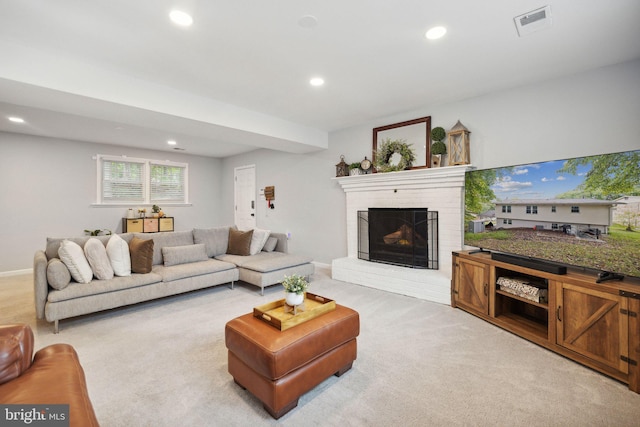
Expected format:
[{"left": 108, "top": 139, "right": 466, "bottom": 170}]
[{"left": 430, "top": 126, "right": 447, "bottom": 167}]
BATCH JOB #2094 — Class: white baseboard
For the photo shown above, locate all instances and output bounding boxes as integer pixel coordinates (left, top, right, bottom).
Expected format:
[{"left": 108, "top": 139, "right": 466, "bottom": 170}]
[{"left": 0, "top": 268, "right": 33, "bottom": 277}]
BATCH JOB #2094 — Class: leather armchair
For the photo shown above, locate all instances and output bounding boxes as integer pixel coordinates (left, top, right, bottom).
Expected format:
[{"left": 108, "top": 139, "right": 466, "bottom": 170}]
[{"left": 0, "top": 324, "right": 99, "bottom": 427}]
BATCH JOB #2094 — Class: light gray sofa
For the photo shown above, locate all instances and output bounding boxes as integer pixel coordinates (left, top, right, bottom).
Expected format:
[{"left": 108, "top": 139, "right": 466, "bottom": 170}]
[{"left": 33, "top": 227, "right": 314, "bottom": 332}]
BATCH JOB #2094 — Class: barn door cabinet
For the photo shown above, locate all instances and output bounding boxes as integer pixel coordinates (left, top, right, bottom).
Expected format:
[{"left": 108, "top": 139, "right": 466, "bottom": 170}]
[{"left": 452, "top": 250, "right": 640, "bottom": 394}]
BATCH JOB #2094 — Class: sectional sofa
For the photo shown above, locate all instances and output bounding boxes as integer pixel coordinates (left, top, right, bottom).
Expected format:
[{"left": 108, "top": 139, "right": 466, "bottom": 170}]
[{"left": 33, "top": 226, "right": 314, "bottom": 332}]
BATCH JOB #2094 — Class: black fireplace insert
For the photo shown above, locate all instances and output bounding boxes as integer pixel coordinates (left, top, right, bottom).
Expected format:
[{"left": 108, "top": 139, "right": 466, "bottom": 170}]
[{"left": 358, "top": 208, "right": 438, "bottom": 269}]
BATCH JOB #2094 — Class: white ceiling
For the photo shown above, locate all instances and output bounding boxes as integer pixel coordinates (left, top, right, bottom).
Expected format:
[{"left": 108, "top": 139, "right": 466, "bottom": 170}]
[{"left": 1, "top": 0, "right": 639, "bottom": 158}]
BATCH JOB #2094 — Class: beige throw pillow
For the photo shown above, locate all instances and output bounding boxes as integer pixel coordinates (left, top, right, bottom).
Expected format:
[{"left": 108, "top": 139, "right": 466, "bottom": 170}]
[
  {"left": 84, "top": 238, "right": 114, "bottom": 280},
  {"left": 106, "top": 234, "right": 131, "bottom": 276},
  {"left": 249, "top": 228, "right": 271, "bottom": 255},
  {"left": 58, "top": 240, "right": 93, "bottom": 284}
]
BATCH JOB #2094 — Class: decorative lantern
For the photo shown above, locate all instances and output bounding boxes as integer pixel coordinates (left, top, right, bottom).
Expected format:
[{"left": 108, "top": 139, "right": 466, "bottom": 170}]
[
  {"left": 335, "top": 155, "right": 349, "bottom": 177},
  {"left": 447, "top": 120, "right": 471, "bottom": 165}
]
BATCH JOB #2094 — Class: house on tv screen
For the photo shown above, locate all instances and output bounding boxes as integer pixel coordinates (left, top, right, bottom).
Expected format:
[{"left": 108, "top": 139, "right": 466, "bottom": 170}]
[{"left": 493, "top": 198, "right": 617, "bottom": 236}]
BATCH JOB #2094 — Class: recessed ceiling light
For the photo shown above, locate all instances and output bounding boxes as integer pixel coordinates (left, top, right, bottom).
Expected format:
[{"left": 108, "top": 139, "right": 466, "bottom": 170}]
[
  {"left": 425, "top": 26, "right": 447, "bottom": 40},
  {"left": 310, "top": 77, "right": 325, "bottom": 87},
  {"left": 167, "top": 140, "right": 177, "bottom": 145},
  {"left": 169, "top": 10, "right": 193, "bottom": 27},
  {"left": 8, "top": 117, "right": 25, "bottom": 123}
]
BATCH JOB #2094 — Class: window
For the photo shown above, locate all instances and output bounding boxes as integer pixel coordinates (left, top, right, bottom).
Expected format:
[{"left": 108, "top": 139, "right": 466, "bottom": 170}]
[
  {"left": 571, "top": 206, "right": 580, "bottom": 213},
  {"left": 552, "top": 223, "right": 559, "bottom": 230},
  {"left": 501, "top": 205, "right": 511, "bottom": 213},
  {"left": 97, "top": 155, "right": 188, "bottom": 204},
  {"left": 526, "top": 205, "right": 538, "bottom": 214},
  {"left": 551, "top": 205, "right": 556, "bottom": 213}
]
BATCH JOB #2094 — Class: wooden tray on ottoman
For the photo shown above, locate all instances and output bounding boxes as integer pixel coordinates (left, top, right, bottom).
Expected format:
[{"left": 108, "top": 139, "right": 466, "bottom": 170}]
[{"left": 253, "top": 292, "right": 336, "bottom": 331}]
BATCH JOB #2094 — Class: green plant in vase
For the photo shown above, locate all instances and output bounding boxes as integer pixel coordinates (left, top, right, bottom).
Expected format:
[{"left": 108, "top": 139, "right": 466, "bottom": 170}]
[
  {"left": 282, "top": 274, "right": 309, "bottom": 307},
  {"left": 430, "top": 126, "right": 447, "bottom": 166}
]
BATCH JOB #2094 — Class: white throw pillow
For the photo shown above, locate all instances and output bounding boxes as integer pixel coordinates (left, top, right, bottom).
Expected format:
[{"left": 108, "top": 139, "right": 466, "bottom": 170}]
[
  {"left": 106, "top": 234, "right": 131, "bottom": 276},
  {"left": 58, "top": 240, "right": 93, "bottom": 284},
  {"left": 84, "top": 238, "right": 114, "bottom": 280},
  {"left": 249, "top": 228, "right": 271, "bottom": 255}
]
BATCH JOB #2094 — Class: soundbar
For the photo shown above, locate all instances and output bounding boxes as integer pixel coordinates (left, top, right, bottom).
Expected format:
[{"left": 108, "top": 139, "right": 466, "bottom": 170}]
[{"left": 491, "top": 252, "right": 567, "bottom": 275}]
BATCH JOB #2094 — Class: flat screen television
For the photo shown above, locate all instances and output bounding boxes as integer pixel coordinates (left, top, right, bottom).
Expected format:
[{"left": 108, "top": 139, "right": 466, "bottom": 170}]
[{"left": 464, "top": 149, "right": 640, "bottom": 281}]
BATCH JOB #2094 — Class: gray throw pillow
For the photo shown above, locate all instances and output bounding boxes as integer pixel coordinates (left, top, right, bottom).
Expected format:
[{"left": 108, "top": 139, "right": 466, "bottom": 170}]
[
  {"left": 162, "top": 244, "right": 208, "bottom": 266},
  {"left": 262, "top": 236, "right": 278, "bottom": 252},
  {"left": 47, "top": 258, "right": 71, "bottom": 290}
]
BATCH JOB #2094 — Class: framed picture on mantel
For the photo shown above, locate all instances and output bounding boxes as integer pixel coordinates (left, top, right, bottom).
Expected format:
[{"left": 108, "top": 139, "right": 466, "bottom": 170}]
[{"left": 372, "top": 116, "right": 431, "bottom": 171}]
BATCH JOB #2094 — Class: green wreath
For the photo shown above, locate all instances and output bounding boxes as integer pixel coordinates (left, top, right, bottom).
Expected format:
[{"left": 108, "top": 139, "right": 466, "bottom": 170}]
[{"left": 374, "top": 138, "right": 416, "bottom": 172}]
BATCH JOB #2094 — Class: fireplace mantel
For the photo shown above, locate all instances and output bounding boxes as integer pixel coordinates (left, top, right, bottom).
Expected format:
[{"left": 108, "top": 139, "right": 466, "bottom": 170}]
[
  {"left": 332, "top": 165, "right": 473, "bottom": 304},
  {"left": 334, "top": 165, "right": 473, "bottom": 192}
]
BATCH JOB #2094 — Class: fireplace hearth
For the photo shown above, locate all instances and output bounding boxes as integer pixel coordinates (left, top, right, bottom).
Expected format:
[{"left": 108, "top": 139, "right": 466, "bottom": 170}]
[{"left": 358, "top": 208, "right": 438, "bottom": 269}]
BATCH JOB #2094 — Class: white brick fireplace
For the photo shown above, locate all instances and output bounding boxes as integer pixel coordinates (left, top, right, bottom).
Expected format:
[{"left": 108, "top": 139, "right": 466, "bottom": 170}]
[{"left": 331, "top": 165, "right": 471, "bottom": 305}]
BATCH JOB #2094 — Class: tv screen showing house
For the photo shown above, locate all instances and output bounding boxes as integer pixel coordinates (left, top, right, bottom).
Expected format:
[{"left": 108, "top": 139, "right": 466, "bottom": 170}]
[{"left": 464, "top": 149, "right": 640, "bottom": 279}]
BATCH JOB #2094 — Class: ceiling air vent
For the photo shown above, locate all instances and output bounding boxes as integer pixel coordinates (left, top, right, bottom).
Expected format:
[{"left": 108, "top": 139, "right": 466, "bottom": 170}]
[{"left": 514, "top": 5, "right": 552, "bottom": 37}]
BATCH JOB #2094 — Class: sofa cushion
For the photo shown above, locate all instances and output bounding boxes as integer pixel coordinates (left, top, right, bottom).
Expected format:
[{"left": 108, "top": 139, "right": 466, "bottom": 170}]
[
  {"left": 47, "top": 272, "right": 162, "bottom": 302},
  {"left": 129, "top": 237, "right": 154, "bottom": 274},
  {"left": 227, "top": 229, "right": 253, "bottom": 256},
  {"left": 133, "top": 231, "right": 194, "bottom": 265},
  {"left": 153, "top": 259, "right": 237, "bottom": 282},
  {"left": 193, "top": 227, "right": 230, "bottom": 257},
  {"left": 84, "top": 238, "right": 114, "bottom": 280},
  {"left": 162, "top": 244, "right": 208, "bottom": 267},
  {"left": 58, "top": 240, "right": 93, "bottom": 284},
  {"left": 46, "top": 258, "right": 71, "bottom": 290},
  {"left": 106, "top": 234, "right": 131, "bottom": 277},
  {"left": 262, "top": 236, "right": 278, "bottom": 252},
  {"left": 249, "top": 228, "right": 271, "bottom": 255},
  {"left": 216, "top": 252, "right": 312, "bottom": 273}
]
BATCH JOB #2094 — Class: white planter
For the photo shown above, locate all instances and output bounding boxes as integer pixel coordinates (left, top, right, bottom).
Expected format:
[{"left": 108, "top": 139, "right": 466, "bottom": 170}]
[
  {"left": 349, "top": 169, "right": 361, "bottom": 176},
  {"left": 285, "top": 292, "right": 304, "bottom": 306}
]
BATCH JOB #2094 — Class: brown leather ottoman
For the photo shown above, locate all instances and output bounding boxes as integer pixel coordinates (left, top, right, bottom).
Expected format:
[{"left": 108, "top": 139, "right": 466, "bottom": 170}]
[{"left": 225, "top": 304, "right": 359, "bottom": 419}]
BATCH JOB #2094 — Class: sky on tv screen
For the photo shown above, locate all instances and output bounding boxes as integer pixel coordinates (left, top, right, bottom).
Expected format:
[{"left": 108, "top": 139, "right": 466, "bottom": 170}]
[{"left": 492, "top": 160, "right": 590, "bottom": 200}]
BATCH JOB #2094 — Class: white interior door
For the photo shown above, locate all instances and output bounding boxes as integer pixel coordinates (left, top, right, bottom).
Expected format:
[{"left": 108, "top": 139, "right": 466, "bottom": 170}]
[{"left": 234, "top": 165, "right": 256, "bottom": 230}]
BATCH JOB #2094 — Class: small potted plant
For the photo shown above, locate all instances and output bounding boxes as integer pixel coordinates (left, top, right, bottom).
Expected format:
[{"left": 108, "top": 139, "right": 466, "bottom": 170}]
[
  {"left": 349, "top": 162, "right": 362, "bottom": 176},
  {"left": 152, "top": 205, "right": 162, "bottom": 218},
  {"left": 281, "top": 274, "right": 309, "bottom": 306},
  {"left": 430, "top": 126, "right": 447, "bottom": 167}
]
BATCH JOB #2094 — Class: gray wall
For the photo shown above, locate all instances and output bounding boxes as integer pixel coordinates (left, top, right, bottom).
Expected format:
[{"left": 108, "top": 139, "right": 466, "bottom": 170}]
[
  {"left": 0, "top": 134, "right": 223, "bottom": 272},
  {"left": 222, "top": 59, "right": 640, "bottom": 265},
  {"left": 1, "top": 59, "right": 638, "bottom": 272}
]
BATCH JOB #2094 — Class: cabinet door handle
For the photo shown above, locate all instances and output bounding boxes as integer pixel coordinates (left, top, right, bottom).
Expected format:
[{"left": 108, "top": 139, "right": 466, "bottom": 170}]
[
  {"left": 556, "top": 306, "right": 562, "bottom": 321},
  {"left": 483, "top": 283, "right": 488, "bottom": 296}
]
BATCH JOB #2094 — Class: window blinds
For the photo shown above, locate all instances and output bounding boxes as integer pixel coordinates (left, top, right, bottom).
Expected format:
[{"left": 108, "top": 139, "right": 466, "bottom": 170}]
[
  {"left": 150, "top": 163, "right": 186, "bottom": 202},
  {"left": 98, "top": 155, "right": 188, "bottom": 204},
  {"left": 102, "top": 159, "right": 145, "bottom": 202}
]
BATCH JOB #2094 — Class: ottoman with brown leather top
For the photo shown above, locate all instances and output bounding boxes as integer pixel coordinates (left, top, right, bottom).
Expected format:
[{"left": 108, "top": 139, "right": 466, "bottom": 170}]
[{"left": 225, "top": 304, "right": 359, "bottom": 419}]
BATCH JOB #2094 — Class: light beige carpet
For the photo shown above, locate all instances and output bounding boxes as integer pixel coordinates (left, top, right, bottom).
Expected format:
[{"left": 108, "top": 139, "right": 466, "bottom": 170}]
[{"left": 1, "top": 269, "right": 639, "bottom": 426}]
